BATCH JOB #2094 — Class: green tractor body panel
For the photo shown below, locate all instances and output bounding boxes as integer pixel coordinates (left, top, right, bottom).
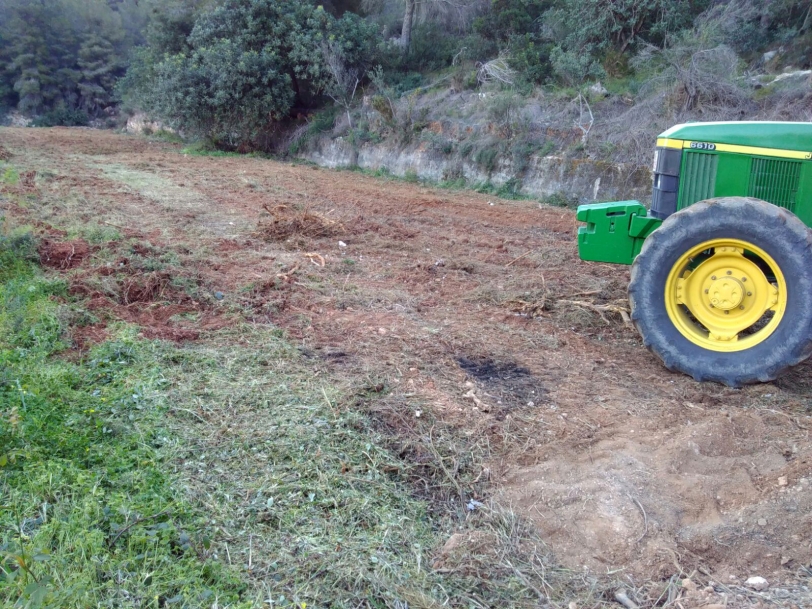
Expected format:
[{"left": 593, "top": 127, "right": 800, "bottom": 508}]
[{"left": 576, "top": 122, "right": 812, "bottom": 264}]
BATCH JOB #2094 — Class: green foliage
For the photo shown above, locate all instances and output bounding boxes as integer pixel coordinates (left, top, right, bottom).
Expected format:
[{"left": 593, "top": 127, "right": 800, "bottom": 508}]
[
  {"left": 473, "top": 0, "right": 554, "bottom": 85},
  {"left": 0, "top": 236, "right": 250, "bottom": 608},
  {"left": 475, "top": 146, "right": 500, "bottom": 173},
  {"left": 486, "top": 91, "right": 526, "bottom": 138},
  {"left": 541, "top": 191, "right": 580, "bottom": 207},
  {"left": 309, "top": 106, "right": 340, "bottom": 134},
  {"left": 508, "top": 35, "right": 555, "bottom": 85},
  {"left": 124, "top": 0, "right": 377, "bottom": 148},
  {"left": 474, "top": 0, "right": 553, "bottom": 42},
  {"left": 0, "top": 0, "right": 147, "bottom": 118},
  {"left": 148, "top": 40, "right": 295, "bottom": 146},
  {"left": 32, "top": 108, "right": 89, "bottom": 128}
]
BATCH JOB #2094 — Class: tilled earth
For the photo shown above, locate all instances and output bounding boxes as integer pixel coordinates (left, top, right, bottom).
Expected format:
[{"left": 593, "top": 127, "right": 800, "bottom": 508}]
[{"left": 2, "top": 127, "right": 811, "bottom": 606}]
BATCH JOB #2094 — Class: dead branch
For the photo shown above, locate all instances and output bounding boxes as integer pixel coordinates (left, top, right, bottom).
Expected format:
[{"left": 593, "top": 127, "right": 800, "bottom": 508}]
[
  {"left": 505, "top": 249, "right": 535, "bottom": 267},
  {"left": 557, "top": 299, "right": 631, "bottom": 326},
  {"left": 576, "top": 93, "right": 594, "bottom": 144},
  {"left": 304, "top": 252, "right": 326, "bottom": 267},
  {"left": 463, "top": 389, "right": 492, "bottom": 412},
  {"left": 477, "top": 56, "right": 516, "bottom": 87}
]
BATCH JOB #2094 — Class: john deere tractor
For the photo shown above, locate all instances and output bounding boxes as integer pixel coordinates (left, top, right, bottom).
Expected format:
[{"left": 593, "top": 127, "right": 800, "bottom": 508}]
[{"left": 577, "top": 122, "right": 812, "bottom": 386}]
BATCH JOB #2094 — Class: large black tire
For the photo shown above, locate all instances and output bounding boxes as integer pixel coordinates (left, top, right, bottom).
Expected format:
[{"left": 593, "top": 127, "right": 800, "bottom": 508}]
[{"left": 629, "top": 197, "right": 812, "bottom": 387}]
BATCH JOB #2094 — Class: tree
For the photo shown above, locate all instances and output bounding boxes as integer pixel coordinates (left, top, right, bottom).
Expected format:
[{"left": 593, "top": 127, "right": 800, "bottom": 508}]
[
  {"left": 545, "top": 0, "right": 710, "bottom": 82},
  {"left": 77, "top": 31, "right": 122, "bottom": 113},
  {"left": 0, "top": 0, "right": 146, "bottom": 119},
  {"left": 124, "top": 0, "right": 377, "bottom": 146}
]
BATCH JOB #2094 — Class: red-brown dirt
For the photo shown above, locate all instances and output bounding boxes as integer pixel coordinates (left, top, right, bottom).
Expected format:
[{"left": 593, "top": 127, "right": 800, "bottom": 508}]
[
  {"left": 2, "top": 127, "right": 811, "bottom": 600},
  {"left": 38, "top": 238, "right": 91, "bottom": 269}
]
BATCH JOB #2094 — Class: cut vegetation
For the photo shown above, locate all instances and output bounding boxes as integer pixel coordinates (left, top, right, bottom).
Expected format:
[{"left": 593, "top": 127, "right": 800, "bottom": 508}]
[{"left": 2, "top": 128, "right": 812, "bottom": 609}]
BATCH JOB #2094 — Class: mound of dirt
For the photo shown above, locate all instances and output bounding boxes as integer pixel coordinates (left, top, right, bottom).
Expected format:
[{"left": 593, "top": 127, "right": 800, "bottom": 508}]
[
  {"left": 497, "top": 409, "right": 812, "bottom": 580},
  {"left": 256, "top": 204, "right": 342, "bottom": 241},
  {"left": 38, "top": 238, "right": 91, "bottom": 269},
  {"left": 69, "top": 264, "right": 228, "bottom": 343},
  {"left": 71, "top": 324, "right": 110, "bottom": 351}
]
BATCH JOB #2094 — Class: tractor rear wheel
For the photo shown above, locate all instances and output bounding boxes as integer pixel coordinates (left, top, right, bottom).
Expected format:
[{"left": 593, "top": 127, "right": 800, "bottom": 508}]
[{"left": 629, "top": 197, "right": 812, "bottom": 386}]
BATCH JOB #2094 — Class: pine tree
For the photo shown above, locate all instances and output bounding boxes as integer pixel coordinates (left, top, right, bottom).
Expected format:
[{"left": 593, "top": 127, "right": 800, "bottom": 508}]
[{"left": 78, "top": 31, "right": 121, "bottom": 113}]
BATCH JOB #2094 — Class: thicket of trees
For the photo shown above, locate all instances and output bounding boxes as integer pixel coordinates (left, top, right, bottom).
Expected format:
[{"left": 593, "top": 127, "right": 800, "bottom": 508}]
[
  {"left": 2, "top": 0, "right": 811, "bottom": 140},
  {"left": 0, "top": 0, "right": 147, "bottom": 124}
]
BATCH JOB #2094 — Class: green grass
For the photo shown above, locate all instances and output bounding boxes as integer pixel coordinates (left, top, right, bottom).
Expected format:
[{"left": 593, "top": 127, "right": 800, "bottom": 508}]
[
  {"left": 0, "top": 233, "right": 249, "bottom": 608},
  {"left": 179, "top": 142, "right": 270, "bottom": 159},
  {"left": 473, "top": 179, "right": 532, "bottom": 201},
  {"left": 149, "top": 129, "right": 185, "bottom": 145},
  {"left": 1, "top": 164, "right": 19, "bottom": 186}
]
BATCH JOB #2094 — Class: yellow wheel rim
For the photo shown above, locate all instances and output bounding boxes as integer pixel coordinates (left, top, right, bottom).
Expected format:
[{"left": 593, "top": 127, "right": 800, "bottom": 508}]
[{"left": 664, "top": 239, "right": 786, "bottom": 352}]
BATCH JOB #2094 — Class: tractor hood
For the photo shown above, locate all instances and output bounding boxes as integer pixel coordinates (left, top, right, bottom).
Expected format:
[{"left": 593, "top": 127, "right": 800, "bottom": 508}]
[{"left": 659, "top": 121, "right": 812, "bottom": 153}]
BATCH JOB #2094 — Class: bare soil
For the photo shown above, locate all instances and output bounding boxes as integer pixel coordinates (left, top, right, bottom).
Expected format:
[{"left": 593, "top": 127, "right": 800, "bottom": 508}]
[{"left": 2, "top": 127, "right": 811, "bottom": 604}]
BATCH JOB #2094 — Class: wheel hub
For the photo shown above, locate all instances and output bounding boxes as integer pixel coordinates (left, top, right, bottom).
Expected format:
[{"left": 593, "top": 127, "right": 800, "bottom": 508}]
[
  {"left": 707, "top": 276, "right": 744, "bottom": 310},
  {"left": 668, "top": 241, "right": 785, "bottom": 351}
]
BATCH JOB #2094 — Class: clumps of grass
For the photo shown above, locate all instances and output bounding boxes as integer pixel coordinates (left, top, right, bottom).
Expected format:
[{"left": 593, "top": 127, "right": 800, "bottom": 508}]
[
  {"left": 541, "top": 191, "right": 580, "bottom": 208},
  {"left": 473, "top": 178, "right": 530, "bottom": 200},
  {"left": 0, "top": 234, "right": 250, "bottom": 608},
  {"left": 68, "top": 223, "right": 121, "bottom": 245},
  {"left": 1, "top": 164, "right": 20, "bottom": 186},
  {"left": 149, "top": 129, "right": 185, "bottom": 144},
  {"left": 180, "top": 141, "right": 270, "bottom": 159},
  {"left": 474, "top": 147, "right": 499, "bottom": 174}
]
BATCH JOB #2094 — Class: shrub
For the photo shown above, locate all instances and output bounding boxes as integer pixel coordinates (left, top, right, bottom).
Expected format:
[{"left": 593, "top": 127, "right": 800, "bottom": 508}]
[
  {"left": 125, "top": 0, "right": 377, "bottom": 148},
  {"left": 32, "top": 107, "right": 90, "bottom": 127}
]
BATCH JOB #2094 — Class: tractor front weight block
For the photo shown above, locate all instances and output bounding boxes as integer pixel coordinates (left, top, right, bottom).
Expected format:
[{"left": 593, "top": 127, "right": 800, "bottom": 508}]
[{"left": 576, "top": 201, "right": 662, "bottom": 265}]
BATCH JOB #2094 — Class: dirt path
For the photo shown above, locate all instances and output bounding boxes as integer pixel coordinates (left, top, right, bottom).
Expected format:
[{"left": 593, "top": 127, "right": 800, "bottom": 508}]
[{"left": 3, "top": 127, "right": 811, "bottom": 595}]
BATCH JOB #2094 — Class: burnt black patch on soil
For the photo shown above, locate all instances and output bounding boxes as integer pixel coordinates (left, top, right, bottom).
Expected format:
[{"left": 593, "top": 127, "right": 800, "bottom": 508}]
[{"left": 456, "top": 356, "right": 546, "bottom": 415}]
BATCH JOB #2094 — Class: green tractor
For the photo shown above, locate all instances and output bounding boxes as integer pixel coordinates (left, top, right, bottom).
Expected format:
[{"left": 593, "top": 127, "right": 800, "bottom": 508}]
[{"left": 577, "top": 122, "right": 812, "bottom": 387}]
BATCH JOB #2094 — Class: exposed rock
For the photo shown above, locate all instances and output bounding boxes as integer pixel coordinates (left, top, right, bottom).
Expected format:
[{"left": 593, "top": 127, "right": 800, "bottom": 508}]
[
  {"left": 762, "top": 50, "right": 779, "bottom": 64},
  {"left": 6, "top": 111, "right": 31, "bottom": 128},
  {"left": 588, "top": 82, "right": 609, "bottom": 97},
  {"left": 745, "top": 576, "right": 769, "bottom": 591},
  {"left": 126, "top": 112, "right": 175, "bottom": 135},
  {"left": 301, "top": 136, "right": 651, "bottom": 204}
]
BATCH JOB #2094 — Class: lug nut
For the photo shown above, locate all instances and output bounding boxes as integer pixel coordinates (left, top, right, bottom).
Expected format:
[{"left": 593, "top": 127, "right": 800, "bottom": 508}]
[
  {"left": 742, "top": 278, "right": 747, "bottom": 282},
  {"left": 740, "top": 305, "right": 745, "bottom": 310},
  {"left": 726, "top": 270, "right": 732, "bottom": 275},
  {"left": 711, "top": 275, "right": 717, "bottom": 280},
  {"left": 724, "top": 310, "right": 729, "bottom": 315},
  {"left": 705, "top": 289, "right": 709, "bottom": 294},
  {"left": 747, "top": 291, "right": 752, "bottom": 296}
]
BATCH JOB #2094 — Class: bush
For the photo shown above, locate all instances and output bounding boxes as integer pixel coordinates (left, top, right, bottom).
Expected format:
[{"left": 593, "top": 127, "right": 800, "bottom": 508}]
[
  {"left": 32, "top": 107, "right": 90, "bottom": 127},
  {"left": 634, "top": 27, "right": 748, "bottom": 112},
  {"left": 486, "top": 92, "right": 525, "bottom": 138},
  {"left": 550, "top": 46, "right": 605, "bottom": 85},
  {"left": 507, "top": 35, "right": 554, "bottom": 85},
  {"left": 124, "top": 0, "right": 377, "bottom": 148}
]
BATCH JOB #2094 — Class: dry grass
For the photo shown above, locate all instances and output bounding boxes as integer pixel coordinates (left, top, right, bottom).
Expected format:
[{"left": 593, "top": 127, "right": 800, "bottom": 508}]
[
  {"left": 152, "top": 324, "right": 637, "bottom": 607},
  {"left": 256, "top": 204, "right": 343, "bottom": 241}
]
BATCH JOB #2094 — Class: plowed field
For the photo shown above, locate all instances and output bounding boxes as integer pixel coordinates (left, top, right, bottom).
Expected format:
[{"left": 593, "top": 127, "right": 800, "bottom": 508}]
[{"left": 3, "top": 127, "right": 811, "bottom": 606}]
